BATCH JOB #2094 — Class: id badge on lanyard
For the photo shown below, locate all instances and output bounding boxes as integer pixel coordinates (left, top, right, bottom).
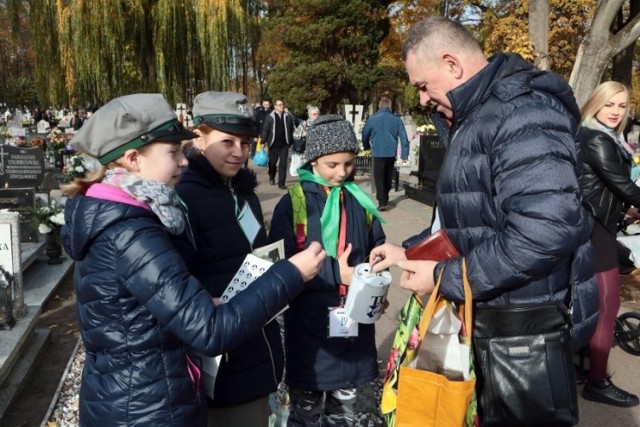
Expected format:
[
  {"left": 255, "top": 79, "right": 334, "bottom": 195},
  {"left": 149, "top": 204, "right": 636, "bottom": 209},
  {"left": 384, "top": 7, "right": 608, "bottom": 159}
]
[{"left": 328, "top": 284, "right": 358, "bottom": 338}]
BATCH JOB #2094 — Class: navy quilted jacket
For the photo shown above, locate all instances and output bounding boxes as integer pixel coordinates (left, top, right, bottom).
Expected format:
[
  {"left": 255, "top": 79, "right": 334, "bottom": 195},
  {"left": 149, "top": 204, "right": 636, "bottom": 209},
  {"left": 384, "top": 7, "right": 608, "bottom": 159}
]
[
  {"left": 61, "top": 192, "right": 305, "bottom": 426},
  {"left": 174, "top": 152, "right": 284, "bottom": 407},
  {"left": 431, "top": 53, "right": 598, "bottom": 350}
]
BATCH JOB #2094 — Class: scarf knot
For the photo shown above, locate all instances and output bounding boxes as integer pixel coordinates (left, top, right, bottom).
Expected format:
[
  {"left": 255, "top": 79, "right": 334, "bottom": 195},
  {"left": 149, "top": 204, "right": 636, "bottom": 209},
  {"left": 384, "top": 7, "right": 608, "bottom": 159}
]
[{"left": 297, "top": 169, "right": 384, "bottom": 257}]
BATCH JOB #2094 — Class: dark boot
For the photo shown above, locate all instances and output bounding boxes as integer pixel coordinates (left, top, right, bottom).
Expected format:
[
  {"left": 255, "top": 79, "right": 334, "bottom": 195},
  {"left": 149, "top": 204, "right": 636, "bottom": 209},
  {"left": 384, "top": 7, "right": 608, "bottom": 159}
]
[{"left": 583, "top": 376, "right": 640, "bottom": 407}]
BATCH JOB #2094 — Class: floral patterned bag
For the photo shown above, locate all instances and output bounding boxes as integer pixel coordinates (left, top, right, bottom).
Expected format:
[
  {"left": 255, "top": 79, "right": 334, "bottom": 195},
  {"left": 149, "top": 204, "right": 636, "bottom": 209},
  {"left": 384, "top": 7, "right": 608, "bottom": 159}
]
[{"left": 380, "top": 260, "right": 477, "bottom": 427}]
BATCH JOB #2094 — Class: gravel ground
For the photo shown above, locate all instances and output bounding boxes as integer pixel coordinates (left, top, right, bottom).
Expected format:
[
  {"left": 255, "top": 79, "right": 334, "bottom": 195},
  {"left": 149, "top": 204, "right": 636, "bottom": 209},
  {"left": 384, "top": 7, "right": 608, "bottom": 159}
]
[{"left": 46, "top": 325, "right": 386, "bottom": 427}]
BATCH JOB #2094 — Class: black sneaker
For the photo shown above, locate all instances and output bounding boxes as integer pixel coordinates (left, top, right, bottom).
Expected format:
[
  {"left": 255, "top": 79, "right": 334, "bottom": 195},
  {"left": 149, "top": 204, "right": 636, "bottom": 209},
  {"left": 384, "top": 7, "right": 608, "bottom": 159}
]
[{"left": 583, "top": 376, "right": 640, "bottom": 407}]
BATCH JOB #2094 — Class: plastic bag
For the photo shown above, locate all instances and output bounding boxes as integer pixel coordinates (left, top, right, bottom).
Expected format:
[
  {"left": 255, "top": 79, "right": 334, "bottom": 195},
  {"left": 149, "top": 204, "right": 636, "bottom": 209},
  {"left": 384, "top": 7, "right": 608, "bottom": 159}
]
[
  {"left": 289, "top": 153, "right": 303, "bottom": 176},
  {"left": 253, "top": 148, "right": 268, "bottom": 167}
]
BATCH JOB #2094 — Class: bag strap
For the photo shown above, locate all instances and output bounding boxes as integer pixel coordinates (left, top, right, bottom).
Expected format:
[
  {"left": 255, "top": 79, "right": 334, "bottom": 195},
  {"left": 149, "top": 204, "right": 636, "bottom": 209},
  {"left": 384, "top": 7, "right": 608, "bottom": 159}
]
[
  {"left": 288, "top": 183, "right": 307, "bottom": 252},
  {"left": 417, "top": 258, "right": 473, "bottom": 345}
]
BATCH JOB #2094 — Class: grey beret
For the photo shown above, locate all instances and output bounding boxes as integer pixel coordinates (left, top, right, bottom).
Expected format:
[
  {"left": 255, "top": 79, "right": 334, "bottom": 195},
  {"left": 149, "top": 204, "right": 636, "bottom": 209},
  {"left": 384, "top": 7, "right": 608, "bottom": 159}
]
[
  {"left": 70, "top": 93, "right": 197, "bottom": 165},
  {"left": 305, "top": 114, "right": 358, "bottom": 161},
  {"left": 192, "top": 91, "right": 257, "bottom": 137}
]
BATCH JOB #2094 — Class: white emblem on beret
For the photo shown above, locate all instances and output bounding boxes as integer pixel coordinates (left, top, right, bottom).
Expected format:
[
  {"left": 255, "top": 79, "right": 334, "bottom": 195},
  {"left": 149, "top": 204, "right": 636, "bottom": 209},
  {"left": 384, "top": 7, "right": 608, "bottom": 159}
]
[{"left": 238, "top": 104, "right": 248, "bottom": 114}]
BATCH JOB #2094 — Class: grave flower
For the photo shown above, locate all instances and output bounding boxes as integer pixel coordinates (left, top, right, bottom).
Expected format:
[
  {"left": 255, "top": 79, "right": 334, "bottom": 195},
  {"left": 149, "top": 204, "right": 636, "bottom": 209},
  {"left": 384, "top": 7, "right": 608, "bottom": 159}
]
[
  {"left": 47, "top": 127, "right": 68, "bottom": 152},
  {"left": 31, "top": 201, "right": 65, "bottom": 240},
  {"left": 62, "top": 154, "right": 88, "bottom": 181}
]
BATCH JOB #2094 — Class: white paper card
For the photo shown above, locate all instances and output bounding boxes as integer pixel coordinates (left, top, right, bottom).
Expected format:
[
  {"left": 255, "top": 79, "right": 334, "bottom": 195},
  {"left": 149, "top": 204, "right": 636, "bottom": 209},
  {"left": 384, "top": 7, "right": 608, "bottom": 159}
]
[
  {"left": 328, "top": 307, "right": 359, "bottom": 337},
  {"left": 238, "top": 202, "right": 260, "bottom": 245},
  {"left": 220, "top": 254, "right": 273, "bottom": 303}
]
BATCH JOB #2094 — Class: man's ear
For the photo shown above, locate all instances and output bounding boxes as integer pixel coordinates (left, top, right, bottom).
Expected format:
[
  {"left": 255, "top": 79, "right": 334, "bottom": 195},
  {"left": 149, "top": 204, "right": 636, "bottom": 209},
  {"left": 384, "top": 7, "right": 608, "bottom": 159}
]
[
  {"left": 120, "top": 149, "right": 141, "bottom": 172},
  {"left": 442, "top": 53, "right": 463, "bottom": 79}
]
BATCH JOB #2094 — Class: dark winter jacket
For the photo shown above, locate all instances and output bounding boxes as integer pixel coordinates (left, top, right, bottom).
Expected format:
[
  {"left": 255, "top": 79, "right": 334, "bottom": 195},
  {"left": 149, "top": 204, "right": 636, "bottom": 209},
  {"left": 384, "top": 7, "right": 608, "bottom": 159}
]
[
  {"left": 430, "top": 53, "right": 598, "bottom": 351},
  {"left": 260, "top": 111, "right": 295, "bottom": 149},
  {"left": 61, "top": 191, "right": 305, "bottom": 427},
  {"left": 579, "top": 127, "right": 640, "bottom": 235},
  {"left": 173, "top": 151, "right": 284, "bottom": 407},
  {"left": 268, "top": 167, "right": 386, "bottom": 390}
]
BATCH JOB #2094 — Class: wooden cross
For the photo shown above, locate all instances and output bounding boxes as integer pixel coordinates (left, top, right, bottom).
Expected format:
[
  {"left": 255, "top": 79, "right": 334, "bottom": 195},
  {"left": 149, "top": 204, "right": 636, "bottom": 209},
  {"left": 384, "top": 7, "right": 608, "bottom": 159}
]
[{"left": 347, "top": 104, "right": 360, "bottom": 124}]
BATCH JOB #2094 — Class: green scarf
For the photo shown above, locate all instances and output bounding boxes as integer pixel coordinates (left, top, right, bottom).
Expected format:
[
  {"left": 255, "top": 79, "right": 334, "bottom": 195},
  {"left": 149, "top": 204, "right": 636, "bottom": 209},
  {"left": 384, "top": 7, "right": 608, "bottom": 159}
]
[{"left": 297, "top": 168, "right": 385, "bottom": 257}]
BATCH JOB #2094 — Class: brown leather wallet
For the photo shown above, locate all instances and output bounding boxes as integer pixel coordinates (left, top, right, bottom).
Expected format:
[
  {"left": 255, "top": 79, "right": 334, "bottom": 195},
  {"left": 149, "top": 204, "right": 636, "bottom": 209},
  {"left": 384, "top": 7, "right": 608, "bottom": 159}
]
[{"left": 404, "top": 229, "right": 460, "bottom": 261}]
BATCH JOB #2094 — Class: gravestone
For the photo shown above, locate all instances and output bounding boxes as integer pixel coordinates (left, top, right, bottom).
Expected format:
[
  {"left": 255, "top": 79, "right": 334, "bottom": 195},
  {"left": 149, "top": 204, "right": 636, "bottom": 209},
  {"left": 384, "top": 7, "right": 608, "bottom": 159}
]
[
  {"left": 0, "top": 211, "right": 25, "bottom": 319},
  {"left": 405, "top": 134, "right": 445, "bottom": 206},
  {"left": 344, "top": 104, "right": 364, "bottom": 137},
  {"left": 0, "top": 146, "right": 46, "bottom": 242},
  {"left": 0, "top": 189, "right": 37, "bottom": 243},
  {"left": 37, "top": 119, "right": 50, "bottom": 134},
  {"left": 0, "top": 146, "right": 45, "bottom": 188},
  {"left": 7, "top": 112, "right": 22, "bottom": 129}
]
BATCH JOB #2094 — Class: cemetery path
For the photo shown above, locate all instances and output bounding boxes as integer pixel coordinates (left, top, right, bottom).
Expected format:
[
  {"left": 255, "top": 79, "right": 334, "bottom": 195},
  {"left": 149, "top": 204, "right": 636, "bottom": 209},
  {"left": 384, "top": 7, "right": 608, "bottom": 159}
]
[{"left": 3, "top": 273, "right": 78, "bottom": 427}]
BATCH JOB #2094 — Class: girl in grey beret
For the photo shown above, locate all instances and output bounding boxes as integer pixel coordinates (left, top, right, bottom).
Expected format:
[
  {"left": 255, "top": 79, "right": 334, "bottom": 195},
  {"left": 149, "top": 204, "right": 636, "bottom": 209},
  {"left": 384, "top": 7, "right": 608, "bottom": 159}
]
[
  {"left": 172, "top": 90, "right": 283, "bottom": 427},
  {"left": 60, "top": 93, "right": 326, "bottom": 427}
]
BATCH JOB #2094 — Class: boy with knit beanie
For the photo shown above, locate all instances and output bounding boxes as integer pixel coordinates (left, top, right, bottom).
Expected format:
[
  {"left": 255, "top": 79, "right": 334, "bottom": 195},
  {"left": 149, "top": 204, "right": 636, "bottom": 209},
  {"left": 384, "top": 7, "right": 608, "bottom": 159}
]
[{"left": 268, "top": 114, "right": 387, "bottom": 425}]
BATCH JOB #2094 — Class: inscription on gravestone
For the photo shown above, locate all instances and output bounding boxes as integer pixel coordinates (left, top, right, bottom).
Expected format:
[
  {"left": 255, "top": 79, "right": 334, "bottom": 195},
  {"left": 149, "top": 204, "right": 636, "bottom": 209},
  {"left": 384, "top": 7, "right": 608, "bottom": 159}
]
[
  {"left": 0, "top": 145, "right": 45, "bottom": 188},
  {"left": 0, "top": 188, "right": 36, "bottom": 243}
]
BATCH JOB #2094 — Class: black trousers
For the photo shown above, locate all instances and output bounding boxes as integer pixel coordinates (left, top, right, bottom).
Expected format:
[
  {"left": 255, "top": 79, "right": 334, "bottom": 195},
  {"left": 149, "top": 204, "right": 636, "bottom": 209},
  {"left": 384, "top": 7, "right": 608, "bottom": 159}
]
[
  {"left": 373, "top": 157, "right": 396, "bottom": 206},
  {"left": 268, "top": 145, "right": 289, "bottom": 186}
]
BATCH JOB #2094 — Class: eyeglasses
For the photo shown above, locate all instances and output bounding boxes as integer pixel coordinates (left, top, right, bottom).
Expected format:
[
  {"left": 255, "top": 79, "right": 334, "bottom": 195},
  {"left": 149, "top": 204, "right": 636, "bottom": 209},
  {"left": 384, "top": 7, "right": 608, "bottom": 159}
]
[{"left": 275, "top": 103, "right": 284, "bottom": 106}]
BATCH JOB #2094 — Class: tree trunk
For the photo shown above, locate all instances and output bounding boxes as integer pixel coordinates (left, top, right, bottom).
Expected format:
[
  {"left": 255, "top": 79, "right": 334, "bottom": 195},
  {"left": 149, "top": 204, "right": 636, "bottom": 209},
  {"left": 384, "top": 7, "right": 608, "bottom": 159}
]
[
  {"left": 569, "top": 0, "right": 640, "bottom": 107},
  {"left": 611, "top": 0, "right": 640, "bottom": 86},
  {"left": 529, "top": 0, "right": 549, "bottom": 70}
]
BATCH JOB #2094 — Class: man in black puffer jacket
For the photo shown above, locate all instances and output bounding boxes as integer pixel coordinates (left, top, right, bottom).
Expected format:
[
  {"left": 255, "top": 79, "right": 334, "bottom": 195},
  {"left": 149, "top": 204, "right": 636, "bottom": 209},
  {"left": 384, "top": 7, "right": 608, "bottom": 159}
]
[
  {"left": 371, "top": 17, "right": 598, "bottom": 422},
  {"left": 374, "top": 15, "right": 597, "bottom": 353}
]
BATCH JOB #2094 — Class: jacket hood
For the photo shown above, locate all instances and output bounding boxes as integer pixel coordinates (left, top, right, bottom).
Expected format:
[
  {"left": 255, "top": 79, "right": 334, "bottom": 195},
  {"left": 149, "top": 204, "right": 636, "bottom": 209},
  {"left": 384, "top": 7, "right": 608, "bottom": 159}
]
[
  {"left": 448, "top": 53, "right": 580, "bottom": 125},
  {"left": 61, "top": 194, "right": 155, "bottom": 261},
  {"left": 182, "top": 148, "right": 259, "bottom": 193}
]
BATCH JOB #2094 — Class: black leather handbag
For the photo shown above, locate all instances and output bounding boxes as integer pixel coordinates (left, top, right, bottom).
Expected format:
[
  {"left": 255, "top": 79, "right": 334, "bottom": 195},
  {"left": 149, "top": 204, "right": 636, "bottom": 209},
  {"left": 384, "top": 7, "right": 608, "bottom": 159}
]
[{"left": 473, "top": 302, "right": 578, "bottom": 427}]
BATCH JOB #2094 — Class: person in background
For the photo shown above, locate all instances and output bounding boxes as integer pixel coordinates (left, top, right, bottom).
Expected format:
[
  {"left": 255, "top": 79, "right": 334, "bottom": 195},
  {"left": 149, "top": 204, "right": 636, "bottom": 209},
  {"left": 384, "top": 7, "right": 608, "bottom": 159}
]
[
  {"left": 261, "top": 99, "right": 295, "bottom": 189},
  {"left": 292, "top": 105, "right": 320, "bottom": 155},
  {"left": 578, "top": 81, "right": 640, "bottom": 407},
  {"left": 369, "top": 16, "right": 598, "bottom": 417},
  {"left": 251, "top": 98, "right": 272, "bottom": 160},
  {"left": 269, "top": 115, "right": 386, "bottom": 427},
  {"left": 60, "top": 93, "right": 326, "bottom": 426},
  {"left": 71, "top": 109, "right": 83, "bottom": 131},
  {"left": 173, "top": 91, "right": 286, "bottom": 426},
  {"left": 361, "top": 97, "right": 410, "bottom": 211}
]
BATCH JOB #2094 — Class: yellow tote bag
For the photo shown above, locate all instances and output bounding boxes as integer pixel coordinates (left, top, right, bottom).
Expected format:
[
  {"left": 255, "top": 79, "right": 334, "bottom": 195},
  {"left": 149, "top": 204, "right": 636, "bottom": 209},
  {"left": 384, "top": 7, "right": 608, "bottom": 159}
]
[{"left": 393, "top": 259, "right": 475, "bottom": 427}]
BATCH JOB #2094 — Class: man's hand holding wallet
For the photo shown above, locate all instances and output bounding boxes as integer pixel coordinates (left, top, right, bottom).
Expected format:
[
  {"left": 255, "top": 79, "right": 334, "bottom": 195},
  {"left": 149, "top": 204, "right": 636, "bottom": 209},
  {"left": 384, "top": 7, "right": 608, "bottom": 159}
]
[{"left": 370, "top": 230, "right": 459, "bottom": 295}]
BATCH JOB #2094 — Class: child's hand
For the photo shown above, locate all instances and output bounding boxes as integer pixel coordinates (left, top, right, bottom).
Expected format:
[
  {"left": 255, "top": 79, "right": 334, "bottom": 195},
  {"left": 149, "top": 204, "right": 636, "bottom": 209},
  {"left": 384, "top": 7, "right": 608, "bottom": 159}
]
[
  {"left": 289, "top": 241, "right": 326, "bottom": 282},
  {"left": 338, "top": 243, "right": 354, "bottom": 285}
]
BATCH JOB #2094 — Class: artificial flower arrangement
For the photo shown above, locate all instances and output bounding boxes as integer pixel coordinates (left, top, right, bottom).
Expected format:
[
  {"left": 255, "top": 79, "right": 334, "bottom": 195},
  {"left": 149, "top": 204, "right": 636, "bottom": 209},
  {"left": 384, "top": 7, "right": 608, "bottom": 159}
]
[
  {"left": 47, "top": 127, "right": 69, "bottom": 152},
  {"left": 62, "top": 154, "right": 88, "bottom": 181},
  {"left": 31, "top": 201, "right": 65, "bottom": 239}
]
